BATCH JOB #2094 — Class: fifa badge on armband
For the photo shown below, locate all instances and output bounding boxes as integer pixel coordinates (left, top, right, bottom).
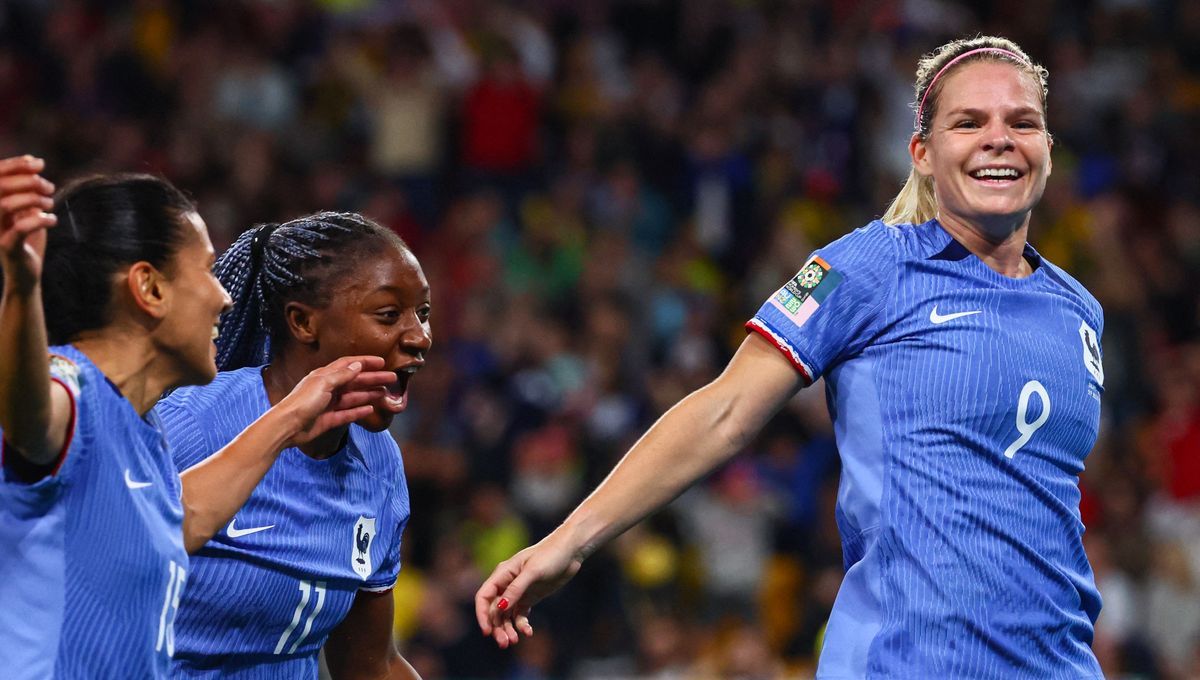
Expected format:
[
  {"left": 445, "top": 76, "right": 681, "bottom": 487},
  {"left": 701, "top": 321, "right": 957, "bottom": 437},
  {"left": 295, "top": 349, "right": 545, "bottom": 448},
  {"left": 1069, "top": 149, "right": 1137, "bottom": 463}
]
[
  {"left": 48, "top": 354, "right": 82, "bottom": 396},
  {"left": 351, "top": 516, "right": 376, "bottom": 579},
  {"left": 771, "top": 256, "right": 844, "bottom": 327},
  {"left": 1078, "top": 321, "right": 1103, "bottom": 386}
]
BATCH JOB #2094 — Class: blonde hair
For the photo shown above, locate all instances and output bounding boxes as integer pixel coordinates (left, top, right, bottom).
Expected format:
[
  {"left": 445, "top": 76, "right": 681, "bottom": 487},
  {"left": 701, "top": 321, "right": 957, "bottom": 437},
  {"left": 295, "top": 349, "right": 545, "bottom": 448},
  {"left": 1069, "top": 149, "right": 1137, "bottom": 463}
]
[{"left": 882, "top": 36, "right": 1049, "bottom": 226}]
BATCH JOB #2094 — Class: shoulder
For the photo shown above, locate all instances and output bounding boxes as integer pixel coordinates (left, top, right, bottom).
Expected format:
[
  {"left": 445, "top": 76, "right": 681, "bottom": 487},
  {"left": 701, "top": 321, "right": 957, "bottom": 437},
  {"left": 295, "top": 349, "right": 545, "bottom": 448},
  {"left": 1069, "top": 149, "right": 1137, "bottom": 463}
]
[
  {"left": 817, "top": 220, "right": 903, "bottom": 269},
  {"left": 159, "top": 367, "right": 264, "bottom": 420},
  {"left": 1038, "top": 257, "right": 1104, "bottom": 326},
  {"left": 350, "top": 427, "right": 406, "bottom": 484},
  {"left": 47, "top": 345, "right": 93, "bottom": 399}
]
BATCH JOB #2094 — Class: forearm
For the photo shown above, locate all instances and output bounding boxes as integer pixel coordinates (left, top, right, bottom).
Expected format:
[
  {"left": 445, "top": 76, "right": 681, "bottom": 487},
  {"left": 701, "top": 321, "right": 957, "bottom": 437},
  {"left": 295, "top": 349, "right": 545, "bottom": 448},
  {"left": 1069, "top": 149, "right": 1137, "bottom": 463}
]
[
  {"left": 558, "top": 379, "right": 759, "bottom": 560},
  {"left": 179, "top": 407, "right": 298, "bottom": 552},
  {"left": 554, "top": 334, "right": 803, "bottom": 562},
  {"left": 0, "top": 285, "right": 61, "bottom": 462}
]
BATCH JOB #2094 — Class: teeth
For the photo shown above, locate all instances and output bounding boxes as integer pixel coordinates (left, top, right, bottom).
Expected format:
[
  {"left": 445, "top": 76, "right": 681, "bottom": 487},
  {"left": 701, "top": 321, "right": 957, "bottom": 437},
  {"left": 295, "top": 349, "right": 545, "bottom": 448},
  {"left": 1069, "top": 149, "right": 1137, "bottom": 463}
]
[
  {"left": 972, "top": 168, "right": 1020, "bottom": 179},
  {"left": 211, "top": 326, "right": 219, "bottom": 340}
]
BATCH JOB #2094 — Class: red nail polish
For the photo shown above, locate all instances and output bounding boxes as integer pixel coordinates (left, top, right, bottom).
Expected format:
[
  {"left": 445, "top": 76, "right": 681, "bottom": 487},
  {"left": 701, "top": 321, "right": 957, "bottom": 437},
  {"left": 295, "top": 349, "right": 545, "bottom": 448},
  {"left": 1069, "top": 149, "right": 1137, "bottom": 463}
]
[{"left": 497, "top": 598, "right": 509, "bottom": 611}]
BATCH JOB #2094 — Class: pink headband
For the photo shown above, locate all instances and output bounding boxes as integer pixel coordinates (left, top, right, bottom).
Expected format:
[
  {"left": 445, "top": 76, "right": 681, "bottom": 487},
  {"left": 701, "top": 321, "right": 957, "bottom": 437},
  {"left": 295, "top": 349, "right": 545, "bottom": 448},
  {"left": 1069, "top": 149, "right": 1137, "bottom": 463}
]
[{"left": 915, "top": 47, "right": 1028, "bottom": 132}]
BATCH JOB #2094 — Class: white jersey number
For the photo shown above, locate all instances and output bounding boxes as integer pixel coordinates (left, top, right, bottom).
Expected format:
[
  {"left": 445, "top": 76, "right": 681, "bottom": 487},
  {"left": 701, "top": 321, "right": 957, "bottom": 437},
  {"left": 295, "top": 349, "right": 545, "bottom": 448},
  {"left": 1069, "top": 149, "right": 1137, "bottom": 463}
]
[
  {"left": 155, "top": 560, "right": 187, "bottom": 656},
  {"left": 275, "top": 580, "right": 327, "bottom": 655},
  {"left": 1003, "top": 380, "right": 1051, "bottom": 459}
]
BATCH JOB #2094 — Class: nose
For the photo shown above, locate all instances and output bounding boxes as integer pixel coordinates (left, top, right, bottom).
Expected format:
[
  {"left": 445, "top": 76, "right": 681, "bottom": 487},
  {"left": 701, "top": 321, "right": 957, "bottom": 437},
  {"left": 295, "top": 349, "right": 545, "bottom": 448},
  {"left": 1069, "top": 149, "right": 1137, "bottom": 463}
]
[
  {"left": 981, "top": 120, "right": 1015, "bottom": 153},
  {"left": 399, "top": 312, "right": 432, "bottom": 357},
  {"left": 219, "top": 282, "right": 233, "bottom": 314}
]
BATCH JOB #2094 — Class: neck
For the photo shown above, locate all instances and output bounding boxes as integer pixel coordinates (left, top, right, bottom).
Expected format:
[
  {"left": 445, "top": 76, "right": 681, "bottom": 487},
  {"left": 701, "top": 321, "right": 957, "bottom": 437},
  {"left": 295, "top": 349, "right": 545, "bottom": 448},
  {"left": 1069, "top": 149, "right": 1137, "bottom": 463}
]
[
  {"left": 936, "top": 212, "right": 1033, "bottom": 278},
  {"left": 73, "top": 329, "right": 178, "bottom": 416},
  {"left": 262, "top": 352, "right": 347, "bottom": 459}
]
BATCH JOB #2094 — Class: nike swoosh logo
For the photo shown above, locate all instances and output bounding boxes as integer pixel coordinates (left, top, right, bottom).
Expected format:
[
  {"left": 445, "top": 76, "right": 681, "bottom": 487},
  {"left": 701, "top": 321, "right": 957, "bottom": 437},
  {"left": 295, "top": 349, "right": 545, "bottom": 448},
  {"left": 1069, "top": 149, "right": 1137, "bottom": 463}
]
[
  {"left": 227, "top": 518, "right": 275, "bottom": 538},
  {"left": 124, "top": 469, "right": 152, "bottom": 489},
  {"left": 929, "top": 305, "right": 982, "bottom": 324}
]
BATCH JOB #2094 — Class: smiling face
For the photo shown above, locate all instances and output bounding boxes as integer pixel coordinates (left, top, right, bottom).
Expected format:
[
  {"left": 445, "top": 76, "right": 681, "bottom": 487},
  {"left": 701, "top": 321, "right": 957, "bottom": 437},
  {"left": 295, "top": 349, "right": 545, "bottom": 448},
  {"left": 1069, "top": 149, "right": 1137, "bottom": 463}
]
[
  {"left": 159, "top": 212, "right": 233, "bottom": 387},
  {"left": 305, "top": 244, "right": 432, "bottom": 432},
  {"left": 911, "top": 60, "right": 1052, "bottom": 240}
]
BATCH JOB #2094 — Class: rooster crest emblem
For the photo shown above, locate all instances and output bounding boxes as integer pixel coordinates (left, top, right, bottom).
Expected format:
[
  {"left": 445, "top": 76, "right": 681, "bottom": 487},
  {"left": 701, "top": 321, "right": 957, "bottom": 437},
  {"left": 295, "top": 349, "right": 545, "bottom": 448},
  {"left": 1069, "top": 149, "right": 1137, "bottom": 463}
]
[{"left": 351, "top": 516, "right": 376, "bottom": 579}]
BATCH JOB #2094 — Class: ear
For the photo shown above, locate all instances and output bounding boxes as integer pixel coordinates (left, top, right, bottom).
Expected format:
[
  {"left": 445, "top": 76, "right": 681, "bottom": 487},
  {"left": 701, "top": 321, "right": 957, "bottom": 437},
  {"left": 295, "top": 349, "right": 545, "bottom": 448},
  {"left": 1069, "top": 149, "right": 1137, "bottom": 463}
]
[
  {"left": 126, "top": 262, "right": 170, "bottom": 320},
  {"left": 283, "top": 301, "right": 321, "bottom": 347},
  {"left": 1046, "top": 134, "right": 1053, "bottom": 178},
  {"left": 910, "top": 133, "right": 933, "bottom": 178}
]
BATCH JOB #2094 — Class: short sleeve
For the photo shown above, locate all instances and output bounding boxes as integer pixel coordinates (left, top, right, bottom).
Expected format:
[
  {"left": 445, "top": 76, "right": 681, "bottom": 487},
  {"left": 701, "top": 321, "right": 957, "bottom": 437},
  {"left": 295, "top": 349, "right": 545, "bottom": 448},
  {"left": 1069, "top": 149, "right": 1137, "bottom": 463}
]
[
  {"left": 153, "top": 398, "right": 217, "bottom": 472},
  {"left": 747, "top": 222, "right": 897, "bottom": 383},
  {"left": 1, "top": 354, "right": 84, "bottom": 485},
  {"left": 361, "top": 462, "right": 410, "bottom": 592}
]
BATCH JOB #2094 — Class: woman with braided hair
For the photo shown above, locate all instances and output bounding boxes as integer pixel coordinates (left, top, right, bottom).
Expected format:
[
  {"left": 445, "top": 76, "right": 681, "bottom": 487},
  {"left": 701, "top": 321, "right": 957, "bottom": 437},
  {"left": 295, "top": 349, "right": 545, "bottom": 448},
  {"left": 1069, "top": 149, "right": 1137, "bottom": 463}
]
[
  {"left": 477, "top": 35, "right": 1107, "bottom": 677},
  {"left": 0, "top": 162, "right": 397, "bottom": 680},
  {"left": 155, "top": 211, "right": 426, "bottom": 678}
]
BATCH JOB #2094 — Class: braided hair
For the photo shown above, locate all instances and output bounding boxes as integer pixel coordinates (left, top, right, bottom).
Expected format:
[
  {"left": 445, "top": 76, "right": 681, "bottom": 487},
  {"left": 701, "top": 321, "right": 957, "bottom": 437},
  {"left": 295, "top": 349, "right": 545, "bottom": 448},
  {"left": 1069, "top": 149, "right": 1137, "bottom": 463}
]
[{"left": 214, "top": 211, "right": 409, "bottom": 371}]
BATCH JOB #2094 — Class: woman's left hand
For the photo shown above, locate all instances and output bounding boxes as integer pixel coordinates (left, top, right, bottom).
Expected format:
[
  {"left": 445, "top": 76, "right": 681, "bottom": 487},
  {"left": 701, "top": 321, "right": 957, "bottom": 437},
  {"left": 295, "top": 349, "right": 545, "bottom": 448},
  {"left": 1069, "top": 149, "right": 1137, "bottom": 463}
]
[{"left": 278, "top": 355, "right": 396, "bottom": 446}]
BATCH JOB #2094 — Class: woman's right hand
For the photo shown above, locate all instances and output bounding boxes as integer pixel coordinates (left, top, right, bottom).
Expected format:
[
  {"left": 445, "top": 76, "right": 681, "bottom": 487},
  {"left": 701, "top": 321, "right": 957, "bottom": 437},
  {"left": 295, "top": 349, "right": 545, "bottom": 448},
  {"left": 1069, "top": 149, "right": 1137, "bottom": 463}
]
[
  {"left": 474, "top": 531, "right": 585, "bottom": 648},
  {"left": 0, "top": 156, "right": 57, "bottom": 292}
]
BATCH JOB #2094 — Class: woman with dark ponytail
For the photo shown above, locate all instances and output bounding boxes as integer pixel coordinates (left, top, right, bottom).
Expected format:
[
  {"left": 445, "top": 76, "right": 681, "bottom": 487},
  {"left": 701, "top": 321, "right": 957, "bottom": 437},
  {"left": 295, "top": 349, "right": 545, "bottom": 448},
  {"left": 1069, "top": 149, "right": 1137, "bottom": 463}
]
[
  {"left": 0, "top": 158, "right": 396, "bottom": 680},
  {"left": 478, "top": 35, "right": 1108, "bottom": 678},
  {"left": 155, "top": 211, "right": 427, "bottom": 678}
]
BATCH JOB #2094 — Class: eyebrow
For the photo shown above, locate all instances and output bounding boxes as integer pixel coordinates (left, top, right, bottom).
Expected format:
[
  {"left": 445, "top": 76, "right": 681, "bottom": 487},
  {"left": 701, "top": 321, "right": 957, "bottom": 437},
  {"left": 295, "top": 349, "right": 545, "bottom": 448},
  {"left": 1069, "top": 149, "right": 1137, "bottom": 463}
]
[{"left": 946, "top": 106, "right": 1043, "bottom": 118}]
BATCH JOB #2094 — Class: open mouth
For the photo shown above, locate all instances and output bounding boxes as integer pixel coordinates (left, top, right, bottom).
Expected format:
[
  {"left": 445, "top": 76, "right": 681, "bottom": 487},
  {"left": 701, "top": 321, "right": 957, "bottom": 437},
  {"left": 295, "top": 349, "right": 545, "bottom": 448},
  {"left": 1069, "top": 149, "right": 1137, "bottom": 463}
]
[
  {"left": 969, "top": 167, "right": 1024, "bottom": 183},
  {"left": 381, "top": 367, "right": 417, "bottom": 413},
  {"left": 211, "top": 323, "right": 220, "bottom": 341}
]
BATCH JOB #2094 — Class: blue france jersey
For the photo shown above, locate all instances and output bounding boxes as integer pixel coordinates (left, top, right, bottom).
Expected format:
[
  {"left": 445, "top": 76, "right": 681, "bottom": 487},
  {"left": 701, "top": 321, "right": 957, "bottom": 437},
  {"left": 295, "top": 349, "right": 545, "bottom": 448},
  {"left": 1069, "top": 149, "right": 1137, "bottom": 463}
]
[
  {"left": 749, "top": 220, "right": 1105, "bottom": 679},
  {"left": 0, "top": 345, "right": 188, "bottom": 679},
  {"left": 155, "top": 367, "right": 410, "bottom": 679}
]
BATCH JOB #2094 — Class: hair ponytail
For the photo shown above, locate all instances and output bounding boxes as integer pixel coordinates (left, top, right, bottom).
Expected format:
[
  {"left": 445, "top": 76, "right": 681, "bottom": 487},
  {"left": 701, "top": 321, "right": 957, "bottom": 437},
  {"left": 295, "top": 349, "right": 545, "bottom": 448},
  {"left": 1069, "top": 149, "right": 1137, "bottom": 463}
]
[
  {"left": 213, "top": 224, "right": 276, "bottom": 370},
  {"left": 882, "top": 168, "right": 937, "bottom": 226}
]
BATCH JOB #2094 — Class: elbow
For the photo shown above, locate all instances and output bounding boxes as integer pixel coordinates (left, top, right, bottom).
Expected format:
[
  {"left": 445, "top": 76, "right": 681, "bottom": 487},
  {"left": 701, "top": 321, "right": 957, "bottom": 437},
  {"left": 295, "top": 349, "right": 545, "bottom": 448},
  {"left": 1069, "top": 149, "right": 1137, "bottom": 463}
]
[
  {"left": 180, "top": 498, "right": 216, "bottom": 554},
  {"left": 698, "top": 383, "right": 760, "bottom": 461}
]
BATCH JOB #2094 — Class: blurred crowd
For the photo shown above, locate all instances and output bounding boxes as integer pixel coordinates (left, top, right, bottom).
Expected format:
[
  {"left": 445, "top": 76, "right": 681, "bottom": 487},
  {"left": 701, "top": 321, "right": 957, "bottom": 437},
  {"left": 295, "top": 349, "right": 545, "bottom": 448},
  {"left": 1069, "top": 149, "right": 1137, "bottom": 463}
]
[{"left": 2, "top": 0, "right": 1199, "bottom": 677}]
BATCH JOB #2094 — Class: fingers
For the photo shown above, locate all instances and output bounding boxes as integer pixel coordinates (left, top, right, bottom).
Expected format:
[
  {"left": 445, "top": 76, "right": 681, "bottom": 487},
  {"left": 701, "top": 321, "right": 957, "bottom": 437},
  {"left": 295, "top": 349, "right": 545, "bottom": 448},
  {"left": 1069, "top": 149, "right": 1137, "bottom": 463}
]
[
  {"left": 325, "top": 355, "right": 386, "bottom": 373},
  {"left": 490, "top": 567, "right": 538, "bottom": 631},
  {"left": 0, "top": 193, "right": 53, "bottom": 220},
  {"left": 342, "top": 370, "right": 397, "bottom": 391},
  {"left": 311, "top": 405, "right": 375, "bottom": 433},
  {"left": 329, "top": 386, "right": 387, "bottom": 411},
  {"left": 0, "top": 155, "right": 45, "bottom": 177},
  {"left": 0, "top": 173, "right": 54, "bottom": 197},
  {"left": 475, "top": 563, "right": 518, "bottom": 636}
]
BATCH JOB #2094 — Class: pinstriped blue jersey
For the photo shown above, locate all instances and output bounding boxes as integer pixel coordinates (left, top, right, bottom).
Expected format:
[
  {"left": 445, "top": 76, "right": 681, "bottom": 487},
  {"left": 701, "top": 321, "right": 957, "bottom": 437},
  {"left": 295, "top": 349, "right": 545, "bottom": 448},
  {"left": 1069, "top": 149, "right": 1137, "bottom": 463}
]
[
  {"left": 748, "top": 220, "right": 1104, "bottom": 679},
  {"left": 0, "top": 345, "right": 188, "bottom": 679},
  {"left": 155, "top": 367, "right": 410, "bottom": 679}
]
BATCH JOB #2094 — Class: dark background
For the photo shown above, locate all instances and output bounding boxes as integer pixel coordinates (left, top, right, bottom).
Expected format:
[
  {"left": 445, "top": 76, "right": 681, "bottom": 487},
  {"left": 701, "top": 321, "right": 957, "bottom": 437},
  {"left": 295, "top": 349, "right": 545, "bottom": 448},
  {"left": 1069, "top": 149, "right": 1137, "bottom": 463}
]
[{"left": 3, "top": 0, "right": 1198, "bottom": 677}]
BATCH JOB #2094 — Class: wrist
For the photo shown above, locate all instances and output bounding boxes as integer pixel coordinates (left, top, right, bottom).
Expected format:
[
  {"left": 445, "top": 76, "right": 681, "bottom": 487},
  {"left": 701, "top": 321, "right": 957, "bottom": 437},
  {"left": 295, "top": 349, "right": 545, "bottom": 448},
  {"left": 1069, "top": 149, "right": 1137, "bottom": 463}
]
[{"left": 258, "top": 402, "right": 304, "bottom": 451}]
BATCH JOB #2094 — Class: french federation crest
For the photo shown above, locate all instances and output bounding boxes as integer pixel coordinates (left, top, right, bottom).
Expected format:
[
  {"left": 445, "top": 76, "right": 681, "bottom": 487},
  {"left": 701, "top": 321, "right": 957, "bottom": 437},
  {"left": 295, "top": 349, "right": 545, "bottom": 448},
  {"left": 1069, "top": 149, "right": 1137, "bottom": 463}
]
[
  {"left": 351, "top": 516, "right": 376, "bottom": 579},
  {"left": 1078, "top": 321, "right": 1103, "bottom": 386}
]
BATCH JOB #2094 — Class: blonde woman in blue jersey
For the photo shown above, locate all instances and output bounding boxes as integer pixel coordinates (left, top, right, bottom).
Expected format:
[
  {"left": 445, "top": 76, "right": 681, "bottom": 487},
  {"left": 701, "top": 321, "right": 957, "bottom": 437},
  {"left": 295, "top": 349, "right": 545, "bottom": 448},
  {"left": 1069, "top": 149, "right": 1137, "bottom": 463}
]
[
  {"left": 0, "top": 161, "right": 397, "bottom": 680},
  {"left": 476, "top": 35, "right": 1107, "bottom": 678},
  {"left": 155, "top": 212, "right": 424, "bottom": 679}
]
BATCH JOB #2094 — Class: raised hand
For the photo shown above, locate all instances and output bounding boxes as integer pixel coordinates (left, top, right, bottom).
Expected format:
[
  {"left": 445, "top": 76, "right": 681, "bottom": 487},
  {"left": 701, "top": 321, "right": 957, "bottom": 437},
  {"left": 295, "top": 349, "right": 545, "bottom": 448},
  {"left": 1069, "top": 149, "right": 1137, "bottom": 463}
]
[
  {"left": 0, "top": 156, "right": 57, "bottom": 292},
  {"left": 277, "top": 355, "right": 397, "bottom": 446},
  {"left": 474, "top": 532, "right": 585, "bottom": 648}
]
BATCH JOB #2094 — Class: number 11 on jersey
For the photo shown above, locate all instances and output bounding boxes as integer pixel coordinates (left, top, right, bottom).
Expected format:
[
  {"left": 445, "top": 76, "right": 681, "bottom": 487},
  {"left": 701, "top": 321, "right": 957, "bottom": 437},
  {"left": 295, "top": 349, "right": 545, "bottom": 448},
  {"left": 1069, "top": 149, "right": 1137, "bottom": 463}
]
[
  {"left": 1004, "top": 380, "right": 1051, "bottom": 459},
  {"left": 275, "top": 580, "right": 327, "bottom": 655}
]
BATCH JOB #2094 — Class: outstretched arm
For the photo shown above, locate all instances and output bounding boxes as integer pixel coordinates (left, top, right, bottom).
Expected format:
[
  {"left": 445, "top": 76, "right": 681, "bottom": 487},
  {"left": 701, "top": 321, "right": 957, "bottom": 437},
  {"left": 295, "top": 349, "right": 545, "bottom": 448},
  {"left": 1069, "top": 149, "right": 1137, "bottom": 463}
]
[
  {"left": 0, "top": 156, "right": 63, "bottom": 467},
  {"left": 179, "top": 356, "right": 395, "bottom": 552},
  {"left": 474, "top": 332, "right": 806, "bottom": 646},
  {"left": 324, "top": 589, "right": 421, "bottom": 680}
]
